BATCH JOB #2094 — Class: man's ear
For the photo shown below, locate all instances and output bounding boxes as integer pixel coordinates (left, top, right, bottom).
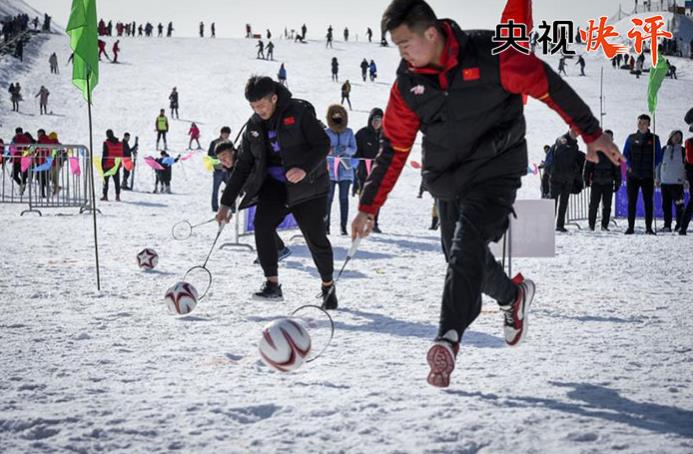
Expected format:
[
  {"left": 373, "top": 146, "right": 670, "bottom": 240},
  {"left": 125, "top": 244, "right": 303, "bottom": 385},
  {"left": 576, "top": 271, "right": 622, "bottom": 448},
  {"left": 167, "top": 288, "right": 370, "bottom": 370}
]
[
  {"left": 424, "top": 26, "right": 438, "bottom": 43},
  {"left": 272, "top": 94, "right": 278, "bottom": 104}
]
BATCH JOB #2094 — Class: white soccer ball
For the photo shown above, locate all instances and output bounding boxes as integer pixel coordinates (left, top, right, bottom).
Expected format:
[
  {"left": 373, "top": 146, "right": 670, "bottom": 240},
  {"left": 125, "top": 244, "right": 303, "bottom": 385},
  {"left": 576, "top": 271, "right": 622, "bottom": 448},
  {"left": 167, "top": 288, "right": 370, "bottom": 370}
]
[
  {"left": 259, "top": 318, "right": 312, "bottom": 372},
  {"left": 136, "top": 248, "right": 159, "bottom": 270},
  {"left": 164, "top": 281, "right": 199, "bottom": 315}
]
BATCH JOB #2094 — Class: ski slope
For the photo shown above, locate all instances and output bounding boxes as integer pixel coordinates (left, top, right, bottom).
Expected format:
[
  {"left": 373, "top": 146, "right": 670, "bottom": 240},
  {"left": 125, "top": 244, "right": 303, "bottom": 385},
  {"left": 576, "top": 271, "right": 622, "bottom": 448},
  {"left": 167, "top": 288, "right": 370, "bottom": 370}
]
[{"left": 1, "top": 7, "right": 693, "bottom": 453}]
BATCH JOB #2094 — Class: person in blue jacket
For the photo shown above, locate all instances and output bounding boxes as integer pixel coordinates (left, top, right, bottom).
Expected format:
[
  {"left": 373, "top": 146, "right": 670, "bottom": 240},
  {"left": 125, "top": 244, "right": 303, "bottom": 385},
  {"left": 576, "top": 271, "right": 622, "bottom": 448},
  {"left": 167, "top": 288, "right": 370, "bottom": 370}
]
[
  {"left": 369, "top": 59, "right": 377, "bottom": 81},
  {"left": 622, "top": 113, "right": 663, "bottom": 234},
  {"left": 325, "top": 104, "right": 357, "bottom": 235}
]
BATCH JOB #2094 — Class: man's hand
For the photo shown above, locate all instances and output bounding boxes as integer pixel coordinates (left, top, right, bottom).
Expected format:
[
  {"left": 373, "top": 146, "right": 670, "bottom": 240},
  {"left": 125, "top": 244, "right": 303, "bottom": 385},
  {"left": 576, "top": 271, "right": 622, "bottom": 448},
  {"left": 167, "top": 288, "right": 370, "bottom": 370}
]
[
  {"left": 285, "top": 167, "right": 306, "bottom": 183},
  {"left": 215, "top": 206, "right": 232, "bottom": 225},
  {"left": 586, "top": 133, "right": 624, "bottom": 165},
  {"left": 351, "top": 211, "right": 375, "bottom": 240}
]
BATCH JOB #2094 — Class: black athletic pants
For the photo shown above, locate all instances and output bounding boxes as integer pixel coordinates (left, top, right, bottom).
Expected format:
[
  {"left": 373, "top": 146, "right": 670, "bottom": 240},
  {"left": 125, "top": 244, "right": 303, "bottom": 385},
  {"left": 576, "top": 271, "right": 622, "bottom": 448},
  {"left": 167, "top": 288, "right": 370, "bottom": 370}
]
[
  {"left": 254, "top": 178, "right": 334, "bottom": 281},
  {"left": 627, "top": 175, "right": 654, "bottom": 230},
  {"left": 551, "top": 181, "right": 571, "bottom": 228},
  {"left": 660, "top": 183, "right": 684, "bottom": 229},
  {"left": 437, "top": 177, "right": 520, "bottom": 339},
  {"left": 588, "top": 183, "right": 614, "bottom": 229},
  {"left": 103, "top": 169, "right": 121, "bottom": 197}
]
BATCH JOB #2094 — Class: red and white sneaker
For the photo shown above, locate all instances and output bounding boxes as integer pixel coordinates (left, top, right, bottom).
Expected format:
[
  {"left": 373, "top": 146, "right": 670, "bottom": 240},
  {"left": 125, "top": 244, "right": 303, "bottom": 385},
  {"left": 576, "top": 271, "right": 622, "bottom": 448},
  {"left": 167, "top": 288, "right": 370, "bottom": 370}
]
[
  {"left": 426, "top": 330, "right": 460, "bottom": 388},
  {"left": 500, "top": 273, "right": 535, "bottom": 347}
]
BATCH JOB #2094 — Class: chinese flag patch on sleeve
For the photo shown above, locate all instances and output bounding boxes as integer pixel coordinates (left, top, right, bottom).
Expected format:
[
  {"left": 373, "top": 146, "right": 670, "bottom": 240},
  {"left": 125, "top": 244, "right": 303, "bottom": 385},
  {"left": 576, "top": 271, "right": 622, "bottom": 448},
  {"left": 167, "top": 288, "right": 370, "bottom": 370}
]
[{"left": 283, "top": 116, "right": 296, "bottom": 126}]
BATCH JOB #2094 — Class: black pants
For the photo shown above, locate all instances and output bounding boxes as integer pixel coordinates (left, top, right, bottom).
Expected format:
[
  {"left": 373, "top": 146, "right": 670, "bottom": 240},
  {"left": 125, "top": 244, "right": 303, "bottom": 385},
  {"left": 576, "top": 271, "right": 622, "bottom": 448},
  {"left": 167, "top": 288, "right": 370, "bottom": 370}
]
[
  {"left": 122, "top": 166, "right": 132, "bottom": 187},
  {"left": 254, "top": 179, "right": 334, "bottom": 281},
  {"left": 588, "top": 183, "right": 614, "bottom": 229},
  {"left": 551, "top": 181, "right": 571, "bottom": 228},
  {"left": 660, "top": 184, "right": 684, "bottom": 229},
  {"left": 12, "top": 162, "right": 27, "bottom": 186},
  {"left": 156, "top": 131, "right": 167, "bottom": 149},
  {"left": 340, "top": 94, "right": 352, "bottom": 110},
  {"left": 627, "top": 175, "right": 654, "bottom": 230},
  {"left": 437, "top": 178, "right": 520, "bottom": 339},
  {"left": 680, "top": 170, "right": 693, "bottom": 233},
  {"left": 103, "top": 169, "right": 121, "bottom": 197}
]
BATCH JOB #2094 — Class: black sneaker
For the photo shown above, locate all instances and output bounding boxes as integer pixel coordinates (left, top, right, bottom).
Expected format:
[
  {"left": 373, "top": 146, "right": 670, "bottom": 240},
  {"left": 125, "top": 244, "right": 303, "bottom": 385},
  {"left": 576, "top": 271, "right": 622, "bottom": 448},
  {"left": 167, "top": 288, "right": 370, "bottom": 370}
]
[
  {"left": 321, "top": 284, "right": 338, "bottom": 310},
  {"left": 372, "top": 225, "right": 382, "bottom": 234},
  {"left": 252, "top": 281, "right": 283, "bottom": 301},
  {"left": 661, "top": 226, "right": 672, "bottom": 233},
  {"left": 624, "top": 228, "right": 635, "bottom": 235},
  {"left": 601, "top": 225, "right": 610, "bottom": 231},
  {"left": 555, "top": 226, "right": 568, "bottom": 233},
  {"left": 340, "top": 227, "right": 348, "bottom": 236},
  {"left": 645, "top": 229, "right": 657, "bottom": 235}
]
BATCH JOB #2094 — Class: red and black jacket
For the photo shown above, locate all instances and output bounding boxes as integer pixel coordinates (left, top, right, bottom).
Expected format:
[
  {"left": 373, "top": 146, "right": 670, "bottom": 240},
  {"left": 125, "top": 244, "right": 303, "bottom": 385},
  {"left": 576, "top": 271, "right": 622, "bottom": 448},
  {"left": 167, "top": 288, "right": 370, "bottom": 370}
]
[
  {"left": 359, "top": 19, "right": 602, "bottom": 215},
  {"left": 102, "top": 139, "right": 124, "bottom": 171}
]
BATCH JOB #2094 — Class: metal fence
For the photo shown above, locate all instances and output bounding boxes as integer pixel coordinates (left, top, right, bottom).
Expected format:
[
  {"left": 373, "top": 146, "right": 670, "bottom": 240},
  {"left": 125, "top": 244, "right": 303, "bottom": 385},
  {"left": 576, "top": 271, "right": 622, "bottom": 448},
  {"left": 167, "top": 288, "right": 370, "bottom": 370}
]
[{"left": 1, "top": 144, "right": 94, "bottom": 216}]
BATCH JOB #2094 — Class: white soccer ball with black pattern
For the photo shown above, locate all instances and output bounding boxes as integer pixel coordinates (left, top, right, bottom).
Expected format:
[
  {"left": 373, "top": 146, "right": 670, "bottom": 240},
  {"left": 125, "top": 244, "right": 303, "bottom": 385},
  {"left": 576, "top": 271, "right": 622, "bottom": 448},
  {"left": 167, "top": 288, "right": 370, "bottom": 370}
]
[
  {"left": 258, "top": 318, "right": 312, "bottom": 372},
  {"left": 136, "top": 248, "right": 159, "bottom": 270},
  {"left": 164, "top": 281, "right": 199, "bottom": 315}
]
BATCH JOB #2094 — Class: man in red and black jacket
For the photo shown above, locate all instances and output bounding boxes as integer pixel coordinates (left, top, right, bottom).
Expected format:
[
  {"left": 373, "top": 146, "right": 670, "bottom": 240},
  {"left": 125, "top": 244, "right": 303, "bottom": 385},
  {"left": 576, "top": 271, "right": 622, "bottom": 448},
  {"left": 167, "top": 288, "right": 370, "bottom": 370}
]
[
  {"left": 101, "top": 129, "right": 123, "bottom": 201},
  {"left": 679, "top": 107, "right": 693, "bottom": 235},
  {"left": 351, "top": 0, "right": 623, "bottom": 388}
]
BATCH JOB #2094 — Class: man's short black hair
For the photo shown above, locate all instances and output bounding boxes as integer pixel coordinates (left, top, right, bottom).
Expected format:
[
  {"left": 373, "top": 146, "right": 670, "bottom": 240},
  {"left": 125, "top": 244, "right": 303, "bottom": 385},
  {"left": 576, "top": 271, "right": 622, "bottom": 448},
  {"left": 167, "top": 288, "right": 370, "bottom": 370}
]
[
  {"left": 638, "top": 114, "right": 651, "bottom": 123},
  {"left": 604, "top": 129, "right": 613, "bottom": 136},
  {"left": 220, "top": 126, "right": 231, "bottom": 134},
  {"left": 381, "top": 0, "right": 438, "bottom": 34},
  {"left": 15, "top": 127, "right": 23, "bottom": 134},
  {"left": 215, "top": 141, "right": 236, "bottom": 155},
  {"left": 245, "top": 76, "right": 276, "bottom": 102}
]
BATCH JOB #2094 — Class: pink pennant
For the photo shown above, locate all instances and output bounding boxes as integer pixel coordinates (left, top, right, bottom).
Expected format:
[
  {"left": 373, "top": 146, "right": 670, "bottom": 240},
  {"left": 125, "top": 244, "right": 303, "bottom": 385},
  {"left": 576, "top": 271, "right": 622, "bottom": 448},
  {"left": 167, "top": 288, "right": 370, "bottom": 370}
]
[
  {"left": 180, "top": 152, "right": 194, "bottom": 161},
  {"left": 21, "top": 156, "right": 31, "bottom": 172},
  {"left": 410, "top": 160, "right": 421, "bottom": 169},
  {"left": 145, "top": 157, "right": 165, "bottom": 170},
  {"left": 332, "top": 157, "right": 341, "bottom": 177},
  {"left": 532, "top": 163, "right": 539, "bottom": 175},
  {"left": 365, "top": 159, "right": 373, "bottom": 176},
  {"left": 69, "top": 157, "right": 81, "bottom": 176}
]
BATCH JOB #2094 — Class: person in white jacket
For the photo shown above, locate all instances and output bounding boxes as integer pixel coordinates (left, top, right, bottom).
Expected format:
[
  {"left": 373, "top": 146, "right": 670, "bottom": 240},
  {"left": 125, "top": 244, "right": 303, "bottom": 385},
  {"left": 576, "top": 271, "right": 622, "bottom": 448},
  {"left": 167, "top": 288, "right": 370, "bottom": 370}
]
[{"left": 656, "top": 130, "right": 686, "bottom": 232}]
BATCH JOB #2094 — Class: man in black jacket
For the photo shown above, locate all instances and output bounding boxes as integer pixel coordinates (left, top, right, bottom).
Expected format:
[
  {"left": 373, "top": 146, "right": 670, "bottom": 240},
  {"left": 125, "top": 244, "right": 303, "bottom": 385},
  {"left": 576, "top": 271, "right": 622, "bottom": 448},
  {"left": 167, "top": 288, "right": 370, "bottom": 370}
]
[
  {"left": 354, "top": 107, "right": 384, "bottom": 231},
  {"left": 623, "top": 114, "right": 663, "bottom": 234},
  {"left": 584, "top": 129, "right": 621, "bottom": 231},
  {"left": 546, "top": 128, "right": 584, "bottom": 232},
  {"left": 350, "top": 0, "right": 623, "bottom": 388},
  {"left": 121, "top": 132, "right": 138, "bottom": 190},
  {"left": 208, "top": 126, "right": 231, "bottom": 212},
  {"left": 216, "top": 76, "right": 337, "bottom": 308}
]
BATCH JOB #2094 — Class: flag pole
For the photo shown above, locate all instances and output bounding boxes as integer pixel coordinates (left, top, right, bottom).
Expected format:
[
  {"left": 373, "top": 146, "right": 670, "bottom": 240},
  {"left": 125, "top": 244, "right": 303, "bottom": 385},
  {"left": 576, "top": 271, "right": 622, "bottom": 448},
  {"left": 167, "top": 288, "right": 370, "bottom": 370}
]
[{"left": 87, "top": 73, "right": 101, "bottom": 290}]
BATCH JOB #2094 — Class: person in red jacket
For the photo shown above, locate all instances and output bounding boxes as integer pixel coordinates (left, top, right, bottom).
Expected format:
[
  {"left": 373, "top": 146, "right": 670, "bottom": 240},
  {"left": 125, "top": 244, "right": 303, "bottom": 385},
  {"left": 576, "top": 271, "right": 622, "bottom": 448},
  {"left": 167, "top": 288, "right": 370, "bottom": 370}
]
[
  {"left": 101, "top": 129, "right": 123, "bottom": 201},
  {"left": 679, "top": 107, "right": 693, "bottom": 235},
  {"left": 10, "top": 127, "right": 32, "bottom": 194},
  {"left": 187, "top": 122, "right": 202, "bottom": 150},
  {"left": 98, "top": 39, "right": 110, "bottom": 61},
  {"left": 35, "top": 129, "right": 52, "bottom": 197},
  {"left": 351, "top": 0, "right": 623, "bottom": 388}
]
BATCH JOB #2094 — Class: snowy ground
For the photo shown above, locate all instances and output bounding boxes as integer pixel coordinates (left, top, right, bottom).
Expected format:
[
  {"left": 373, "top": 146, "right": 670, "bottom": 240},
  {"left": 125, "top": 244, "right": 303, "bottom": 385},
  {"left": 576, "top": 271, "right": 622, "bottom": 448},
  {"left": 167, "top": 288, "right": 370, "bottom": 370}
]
[{"left": 1, "top": 11, "right": 693, "bottom": 454}]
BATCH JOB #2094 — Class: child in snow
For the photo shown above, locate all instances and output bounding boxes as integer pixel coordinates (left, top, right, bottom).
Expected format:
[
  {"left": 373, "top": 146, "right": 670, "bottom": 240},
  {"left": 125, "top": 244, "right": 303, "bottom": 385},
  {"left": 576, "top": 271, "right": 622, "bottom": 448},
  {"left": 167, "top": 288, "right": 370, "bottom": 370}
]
[
  {"left": 153, "top": 150, "right": 180, "bottom": 193},
  {"left": 188, "top": 122, "right": 202, "bottom": 150}
]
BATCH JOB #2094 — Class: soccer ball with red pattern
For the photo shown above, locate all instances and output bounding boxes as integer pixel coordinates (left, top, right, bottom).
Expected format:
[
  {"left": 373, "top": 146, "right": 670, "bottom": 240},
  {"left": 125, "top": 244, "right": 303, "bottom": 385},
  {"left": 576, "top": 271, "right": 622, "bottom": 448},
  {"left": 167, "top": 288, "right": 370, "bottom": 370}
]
[
  {"left": 258, "top": 318, "right": 312, "bottom": 372},
  {"left": 164, "top": 281, "right": 199, "bottom": 315},
  {"left": 136, "top": 248, "right": 159, "bottom": 270}
]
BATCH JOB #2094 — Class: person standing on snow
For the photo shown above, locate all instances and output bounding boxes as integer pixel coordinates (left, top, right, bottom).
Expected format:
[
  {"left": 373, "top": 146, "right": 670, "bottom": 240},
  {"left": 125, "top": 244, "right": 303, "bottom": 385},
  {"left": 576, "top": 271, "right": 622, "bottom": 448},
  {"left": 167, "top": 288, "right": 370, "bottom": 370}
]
[
  {"left": 215, "top": 76, "right": 337, "bottom": 309},
  {"left": 325, "top": 104, "right": 358, "bottom": 236},
  {"left": 545, "top": 128, "right": 584, "bottom": 232},
  {"left": 199, "top": 21, "right": 204, "bottom": 37},
  {"left": 277, "top": 63, "right": 288, "bottom": 86},
  {"left": 112, "top": 40, "right": 120, "bottom": 63},
  {"left": 256, "top": 39, "right": 265, "bottom": 59},
  {"left": 576, "top": 54, "right": 586, "bottom": 76},
  {"left": 169, "top": 87, "right": 179, "bottom": 119},
  {"left": 35, "top": 85, "right": 49, "bottom": 115},
  {"left": 369, "top": 59, "right": 378, "bottom": 81},
  {"left": 121, "top": 132, "right": 138, "bottom": 190},
  {"left": 101, "top": 129, "right": 123, "bottom": 202},
  {"left": 354, "top": 108, "right": 384, "bottom": 232},
  {"left": 49, "top": 52, "right": 58, "bottom": 74},
  {"left": 360, "top": 58, "right": 369, "bottom": 82},
  {"left": 331, "top": 56, "right": 339, "bottom": 81},
  {"left": 266, "top": 41, "right": 274, "bottom": 60},
  {"left": 656, "top": 130, "right": 686, "bottom": 232},
  {"left": 340, "top": 80, "right": 352, "bottom": 110},
  {"left": 187, "top": 122, "right": 202, "bottom": 150},
  {"left": 584, "top": 129, "right": 621, "bottom": 231},
  {"left": 208, "top": 126, "right": 231, "bottom": 212},
  {"left": 351, "top": 0, "right": 622, "bottom": 388},
  {"left": 98, "top": 39, "right": 110, "bottom": 61},
  {"left": 155, "top": 109, "right": 169, "bottom": 150}
]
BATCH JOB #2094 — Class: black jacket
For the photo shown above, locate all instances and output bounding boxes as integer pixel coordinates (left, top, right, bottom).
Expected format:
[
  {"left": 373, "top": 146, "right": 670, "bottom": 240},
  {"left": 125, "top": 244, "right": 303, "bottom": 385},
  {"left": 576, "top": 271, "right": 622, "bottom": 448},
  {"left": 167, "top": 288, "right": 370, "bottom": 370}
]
[
  {"left": 220, "top": 83, "right": 330, "bottom": 209},
  {"left": 547, "top": 134, "right": 583, "bottom": 184},
  {"left": 584, "top": 151, "right": 621, "bottom": 188},
  {"left": 354, "top": 108, "right": 383, "bottom": 182},
  {"left": 358, "top": 20, "right": 601, "bottom": 212}
]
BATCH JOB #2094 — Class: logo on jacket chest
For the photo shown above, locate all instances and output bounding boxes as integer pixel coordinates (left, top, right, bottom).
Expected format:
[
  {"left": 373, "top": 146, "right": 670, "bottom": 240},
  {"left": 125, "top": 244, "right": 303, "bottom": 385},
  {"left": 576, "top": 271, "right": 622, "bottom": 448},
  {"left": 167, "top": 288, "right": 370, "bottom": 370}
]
[
  {"left": 283, "top": 116, "right": 296, "bottom": 126},
  {"left": 462, "top": 67, "right": 480, "bottom": 81},
  {"left": 410, "top": 84, "right": 425, "bottom": 95}
]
